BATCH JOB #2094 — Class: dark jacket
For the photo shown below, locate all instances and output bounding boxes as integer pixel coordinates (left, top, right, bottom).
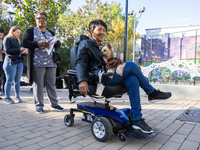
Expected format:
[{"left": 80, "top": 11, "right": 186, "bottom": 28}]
[
  {"left": 75, "top": 37, "right": 105, "bottom": 84},
  {"left": 22, "top": 27, "right": 61, "bottom": 84},
  {"left": 0, "top": 39, "right": 5, "bottom": 62},
  {"left": 3, "top": 37, "right": 22, "bottom": 59}
]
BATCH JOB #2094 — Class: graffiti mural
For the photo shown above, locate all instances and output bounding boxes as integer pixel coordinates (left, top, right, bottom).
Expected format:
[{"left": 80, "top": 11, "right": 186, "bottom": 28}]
[{"left": 140, "top": 31, "right": 200, "bottom": 84}]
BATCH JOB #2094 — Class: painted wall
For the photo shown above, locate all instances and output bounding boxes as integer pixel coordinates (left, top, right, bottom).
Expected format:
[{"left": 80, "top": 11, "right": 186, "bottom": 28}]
[{"left": 140, "top": 32, "right": 200, "bottom": 67}]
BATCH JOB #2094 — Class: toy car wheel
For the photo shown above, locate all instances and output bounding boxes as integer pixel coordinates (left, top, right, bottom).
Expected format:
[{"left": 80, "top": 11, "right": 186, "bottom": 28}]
[
  {"left": 64, "top": 114, "right": 74, "bottom": 127},
  {"left": 91, "top": 117, "right": 113, "bottom": 142},
  {"left": 119, "top": 133, "right": 126, "bottom": 141}
]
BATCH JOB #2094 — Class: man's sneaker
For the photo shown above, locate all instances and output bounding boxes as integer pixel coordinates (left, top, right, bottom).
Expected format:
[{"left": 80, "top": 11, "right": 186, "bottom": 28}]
[
  {"left": 132, "top": 119, "right": 153, "bottom": 134},
  {"left": 4, "top": 98, "right": 14, "bottom": 104},
  {"left": 15, "top": 97, "right": 23, "bottom": 103},
  {"left": 148, "top": 89, "right": 172, "bottom": 103},
  {"left": 36, "top": 108, "right": 44, "bottom": 114},
  {"left": 51, "top": 105, "right": 64, "bottom": 111}
]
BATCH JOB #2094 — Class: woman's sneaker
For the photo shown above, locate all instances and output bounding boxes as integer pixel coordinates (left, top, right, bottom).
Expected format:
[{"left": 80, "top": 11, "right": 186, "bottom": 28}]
[
  {"left": 4, "top": 98, "right": 14, "bottom": 104},
  {"left": 15, "top": 97, "right": 23, "bottom": 103},
  {"left": 51, "top": 105, "right": 64, "bottom": 111},
  {"left": 148, "top": 89, "right": 172, "bottom": 103},
  {"left": 132, "top": 119, "right": 153, "bottom": 134}
]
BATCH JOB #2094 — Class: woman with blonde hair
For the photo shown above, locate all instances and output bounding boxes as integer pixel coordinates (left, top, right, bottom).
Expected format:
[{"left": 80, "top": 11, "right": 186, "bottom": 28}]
[{"left": 3, "top": 26, "right": 27, "bottom": 104}]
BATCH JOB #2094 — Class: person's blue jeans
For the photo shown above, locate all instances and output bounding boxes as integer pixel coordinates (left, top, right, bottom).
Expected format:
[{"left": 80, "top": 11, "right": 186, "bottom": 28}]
[
  {"left": 3, "top": 57, "right": 23, "bottom": 98},
  {"left": 103, "top": 61, "right": 155, "bottom": 121}
]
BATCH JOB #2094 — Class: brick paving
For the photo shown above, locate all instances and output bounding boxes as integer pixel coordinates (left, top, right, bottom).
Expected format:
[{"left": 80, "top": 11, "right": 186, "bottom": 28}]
[{"left": 0, "top": 86, "right": 200, "bottom": 150}]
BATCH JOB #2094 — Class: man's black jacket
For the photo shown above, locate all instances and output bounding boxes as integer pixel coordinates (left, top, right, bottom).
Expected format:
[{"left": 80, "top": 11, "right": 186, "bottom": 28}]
[{"left": 75, "top": 37, "right": 105, "bottom": 84}]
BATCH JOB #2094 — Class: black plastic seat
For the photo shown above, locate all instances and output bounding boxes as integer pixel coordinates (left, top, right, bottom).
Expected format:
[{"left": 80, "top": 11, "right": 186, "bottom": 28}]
[{"left": 102, "top": 84, "right": 128, "bottom": 98}]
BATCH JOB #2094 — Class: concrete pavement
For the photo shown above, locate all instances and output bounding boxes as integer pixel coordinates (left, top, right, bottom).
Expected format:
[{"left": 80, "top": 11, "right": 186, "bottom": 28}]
[{"left": 0, "top": 86, "right": 200, "bottom": 150}]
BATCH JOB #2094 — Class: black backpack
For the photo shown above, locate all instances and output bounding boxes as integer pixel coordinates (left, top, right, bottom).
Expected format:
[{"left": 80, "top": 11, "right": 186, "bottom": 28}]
[{"left": 56, "top": 77, "right": 63, "bottom": 89}]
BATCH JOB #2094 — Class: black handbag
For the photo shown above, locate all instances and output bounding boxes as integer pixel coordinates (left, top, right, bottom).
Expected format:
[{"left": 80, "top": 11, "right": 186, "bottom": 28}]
[{"left": 53, "top": 51, "right": 61, "bottom": 63}]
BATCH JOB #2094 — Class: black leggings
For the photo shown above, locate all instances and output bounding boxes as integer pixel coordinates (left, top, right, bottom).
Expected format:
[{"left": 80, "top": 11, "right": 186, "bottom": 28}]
[{"left": 0, "top": 61, "right": 5, "bottom": 92}]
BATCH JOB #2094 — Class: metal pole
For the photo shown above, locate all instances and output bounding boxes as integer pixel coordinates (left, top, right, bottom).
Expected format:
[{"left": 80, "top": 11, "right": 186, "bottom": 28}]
[
  {"left": 194, "top": 30, "right": 197, "bottom": 86},
  {"left": 117, "top": 40, "right": 119, "bottom": 57},
  {"left": 132, "top": 13, "right": 142, "bottom": 62},
  {"left": 180, "top": 37, "right": 183, "bottom": 60},
  {"left": 150, "top": 36, "right": 153, "bottom": 64},
  {"left": 150, "top": 36, "right": 153, "bottom": 82},
  {"left": 123, "top": 0, "right": 128, "bottom": 62},
  {"left": 195, "top": 30, "right": 197, "bottom": 64},
  {"left": 133, "top": 18, "right": 136, "bottom": 62},
  {"left": 10, "top": 16, "right": 12, "bottom": 27}
]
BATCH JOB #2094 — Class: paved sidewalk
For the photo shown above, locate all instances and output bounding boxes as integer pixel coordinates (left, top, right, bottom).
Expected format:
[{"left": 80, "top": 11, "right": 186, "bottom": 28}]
[{"left": 0, "top": 86, "right": 200, "bottom": 150}]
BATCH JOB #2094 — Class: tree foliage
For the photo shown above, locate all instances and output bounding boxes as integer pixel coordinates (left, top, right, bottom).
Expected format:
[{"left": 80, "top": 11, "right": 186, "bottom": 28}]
[
  {"left": 58, "top": 0, "right": 141, "bottom": 64},
  {"left": 0, "top": 2, "right": 14, "bottom": 33},
  {"left": 3, "top": 0, "right": 72, "bottom": 33},
  {"left": 59, "top": 0, "right": 123, "bottom": 40}
]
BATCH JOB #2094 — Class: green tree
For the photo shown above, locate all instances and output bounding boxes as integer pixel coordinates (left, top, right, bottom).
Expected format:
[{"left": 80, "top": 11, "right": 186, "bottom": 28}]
[
  {"left": 58, "top": 0, "right": 142, "bottom": 72},
  {"left": 59, "top": 0, "right": 123, "bottom": 39},
  {"left": 0, "top": 2, "right": 14, "bottom": 33},
  {"left": 3, "top": 0, "right": 72, "bottom": 33},
  {"left": 58, "top": 0, "right": 131, "bottom": 72},
  {"left": 58, "top": 0, "right": 124, "bottom": 73}
]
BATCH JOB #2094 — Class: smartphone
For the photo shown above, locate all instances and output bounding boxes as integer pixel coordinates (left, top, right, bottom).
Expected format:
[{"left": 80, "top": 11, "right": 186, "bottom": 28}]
[{"left": 21, "top": 48, "right": 28, "bottom": 54}]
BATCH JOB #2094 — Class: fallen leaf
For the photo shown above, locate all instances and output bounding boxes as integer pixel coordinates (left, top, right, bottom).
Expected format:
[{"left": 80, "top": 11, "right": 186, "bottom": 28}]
[
  {"left": 48, "top": 125, "right": 51, "bottom": 127},
  {"left": 187, "top": 109, "right": 190, "bottom": 112},
  {"left": 185, "top": 112, "right": 189, "bottom": 114},
  {"left": 22, "top": 110, "right": 26, "bottom": 112},
  {"left": 180, "top": 119, "right": 184, "bottom": 121},
  {"left": 48, "top": 108, "right": 50, "bottom": 110},
  {"left": 145, "top": 95, "right": 147, "bottom": 97}
]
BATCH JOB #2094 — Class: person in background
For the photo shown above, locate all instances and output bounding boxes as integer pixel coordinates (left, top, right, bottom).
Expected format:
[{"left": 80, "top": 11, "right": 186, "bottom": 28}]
[
  {"left": 22, "top": 11, "right": 64, "bottom": 114},
  {"left": 2, "top": 31, "right": 7, "bottom": 96},
  {"left": 0, "top": 28, "right": 5, "bottom": 97},
  {"left": 3, "top": 26, "right": 28, "bottom": 104},
  {"left": 2, "top": 32, "right": 7, "bottom": 95}
]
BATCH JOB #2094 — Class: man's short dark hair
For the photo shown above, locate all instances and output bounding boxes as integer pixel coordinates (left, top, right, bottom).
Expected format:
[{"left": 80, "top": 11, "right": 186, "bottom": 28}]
[
  {"left": 0, "top": 28, "right": 4, "bottom": 34},
  {"left": 35, "top": 11, "right": 47, "bottom": 20},
  {"left": 89, "top": 20, "right": 107, "bottom": 35}
]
